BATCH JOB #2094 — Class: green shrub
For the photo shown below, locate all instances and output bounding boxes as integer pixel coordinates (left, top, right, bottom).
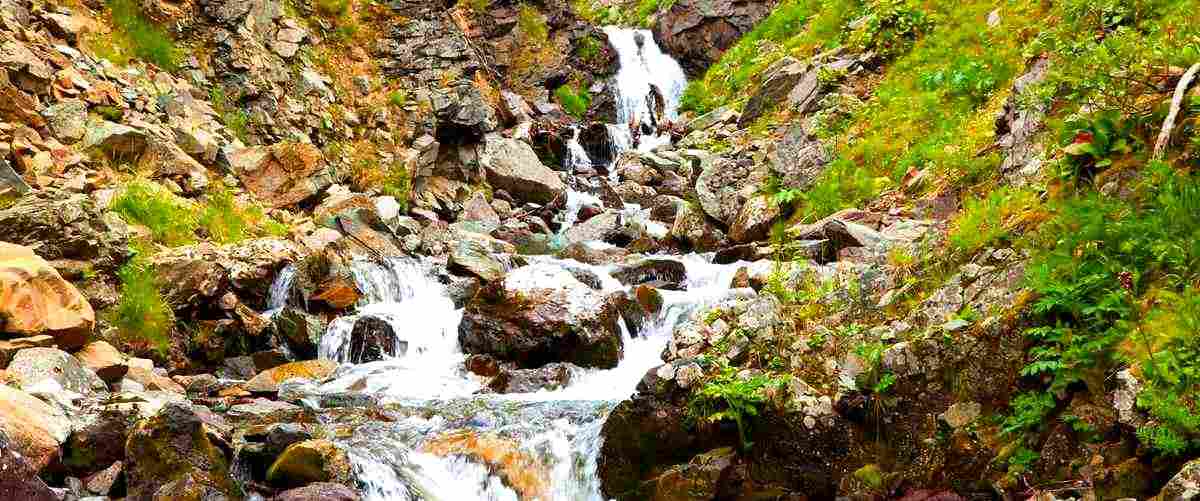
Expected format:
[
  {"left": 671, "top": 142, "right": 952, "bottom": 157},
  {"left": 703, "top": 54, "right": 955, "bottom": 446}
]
[
  {"left": 388, "top": 90, "right": 409, "bottom": 108},
  {"left": 688, "top": 364, "right": 789, "bottom": 449},
  {"left": 793, "top": 157, "right": 885, "bottom": 222},
  {"left": 113, "top": 255, "right": 173, "bottom": 355},
  {"left": 110, "top": 179, "right": 198, "bottom": 246},
  {"left": 315, "top": 0, "right": 350, "bottom": 17},
  {"left": 517, "top": 4, "right": 548, "bottom": 44},
  {"left": 842, "top": 0, "right": 932, "bottom": 58},
  {"left": 103, "top": 0, "right": 180, "bottom": 70},
  {"left": 554, "top": 84, "right": 591, "bottom": 119},
  {"left": 918, "top": 57, "right": 1005, "bottom": 105}
]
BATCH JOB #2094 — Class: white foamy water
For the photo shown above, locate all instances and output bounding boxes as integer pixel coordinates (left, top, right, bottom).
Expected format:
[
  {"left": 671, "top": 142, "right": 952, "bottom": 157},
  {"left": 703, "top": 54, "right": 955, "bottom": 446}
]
[{"left": 603, "top": 26, "right": 688, "bottom": 153}]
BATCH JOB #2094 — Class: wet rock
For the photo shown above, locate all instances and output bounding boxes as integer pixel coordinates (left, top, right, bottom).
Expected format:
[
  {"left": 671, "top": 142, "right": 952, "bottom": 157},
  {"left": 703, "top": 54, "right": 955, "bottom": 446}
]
[
  {"left": 0, "top": 428, "right": 56, "bottom": 501},
  {"left": 559, "top": 241, "right": 629, "bottom": 265},
  {"left": 266, "top": 439, "right": 351, "bottom": 488},
  {"left": 0, "top": 385, "right": 70, "bottom": 473},
  {"left": 227, "top": 398, "right": 302, "bottom": 420},
  {"left": 347, "top": 315, "right": 404, "bottom": 363},
  {"left": 229, "top": 143, "right": 333, "bottom": 208},
  {"left": 74, "top": 340, "right": 129, "bottom": 383},
  {"left": 0, "top": 242, "right": 95, "bottom": 348},
  {"left": 479, "top": 135, "right": 567, "bottom": 205},
  {"left": 268, "top": 307, "right": 326, "bottom": 360},
  {"left": 7, "top": 347, "right": 106, "bottom": 395},
  {"left": 124, "top": 402, "right": 241, "bottom": 500},
  {"left": 487, "top": 362, "right": 576, "bottom": 393},
  {"left": 459, "top": 264, "right": 624, "bottom": 369},
  {"left": 273, "top": 482, "right": 360, "bottom": 501},
  {"left": 670, "top": 201, "right": 725, "bottom": 251},
  {"left": 652, "top": 0, "right": 773, "bottom": 76},
  {"left": 728, "top": 194, "right": 780, "bottom": 243},
  {"left": 244, "top": 360, "right": 337, "bottom": 393},
  {"left": 649, "top": 447, "right": 736, "bottom": 501},
  {"left": 611, "top": 258, "right": 687, "bottom": 289},
  {"left": 448, "top": 239, "right": 509, "bottom": 282}
]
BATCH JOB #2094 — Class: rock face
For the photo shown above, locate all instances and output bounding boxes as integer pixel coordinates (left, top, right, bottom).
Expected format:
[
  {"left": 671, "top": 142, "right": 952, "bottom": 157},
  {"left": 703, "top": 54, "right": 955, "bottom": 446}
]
[
  {"left": 694, "top": 158, "right": 765, "bottom": 225},
  {"left": 0, "top": 242, "right": 95, "bottom": 349},
  {"left": 479, "top": 135, "right": 567, "bottom": 205},
  {"left": 0, "top": 190, "right": 129, "bottom": 270},
  {"left": 149, "top": 237, "right": 301, "bottom": 310},
  {"left": 652, "top": 0, "right": 773, "bottom": 76},
  {"left": 459, "top": 264, "right": 624, "bottom": 369},
  {"left": 728, "top": 194, "right": 779, "bottom": 243},
  {"left": 266, "top": 439, "right": 352, "bottom": 488},
  {"left": 0, "top": 385, "right": 71, "bottom": 473},
  {"left": 229, "top": 143, "right": 333, "bottom": 208},
  {"left": 124, "top": 402, "right": 242, "bottom": 500}
]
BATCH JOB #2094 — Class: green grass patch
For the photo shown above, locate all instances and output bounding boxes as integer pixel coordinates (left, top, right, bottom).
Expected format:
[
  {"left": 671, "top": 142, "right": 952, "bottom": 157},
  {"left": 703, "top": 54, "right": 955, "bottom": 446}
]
[
  {"left": 112, "top": 252, "right": 173, "bottom": 355},
  {"left": 947, "top": 187, "right": 1043, "bottom": 255},
  {"left": 110, "top": 179, "right": 198, "bottom": 246},
  {"left": 90, "top": 0, "right": 181, "bottom": 70}
]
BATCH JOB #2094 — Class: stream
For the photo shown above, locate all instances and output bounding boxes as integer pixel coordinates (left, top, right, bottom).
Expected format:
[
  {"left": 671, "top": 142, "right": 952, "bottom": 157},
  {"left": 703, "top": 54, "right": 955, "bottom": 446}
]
[{"left": 273, "top": 27, "right": 712, "bottom": 500}]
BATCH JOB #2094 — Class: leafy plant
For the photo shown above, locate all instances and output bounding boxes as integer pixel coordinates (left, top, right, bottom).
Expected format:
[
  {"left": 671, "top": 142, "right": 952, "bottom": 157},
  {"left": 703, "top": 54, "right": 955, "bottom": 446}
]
[
  {"left": 1058, "top": 110, "right": 1136, "bottom": 180},
  {"left": 689, "top": 365, "right": 789, "bottom": 449},
  {"left": 842, "top": 0, "right": 932, "bottom": 59},
  {"left": 554, "top": 83, "right": 592, "bottom": 119}
]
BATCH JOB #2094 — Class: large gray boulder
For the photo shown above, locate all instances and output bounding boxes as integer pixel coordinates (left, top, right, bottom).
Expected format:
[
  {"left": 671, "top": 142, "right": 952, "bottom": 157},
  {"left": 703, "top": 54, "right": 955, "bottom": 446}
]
[
  {"left": 0, "top": 189, "right": 130, "bottom": 271},
  {"left": 694, "top": 157, "right": 766, "bottom": 225},
  {"left": 6, "top": 347, "right": 107, "bottom": 395},
  {"left": 479, "top": 135, "right": 567, "bottom": 205}
]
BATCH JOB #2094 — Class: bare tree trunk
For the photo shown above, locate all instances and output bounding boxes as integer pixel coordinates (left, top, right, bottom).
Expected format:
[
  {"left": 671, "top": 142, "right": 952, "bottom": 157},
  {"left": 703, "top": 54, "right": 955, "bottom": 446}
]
[{"left": 1153, "top": 62, "right": 1200, "bottom": 161}]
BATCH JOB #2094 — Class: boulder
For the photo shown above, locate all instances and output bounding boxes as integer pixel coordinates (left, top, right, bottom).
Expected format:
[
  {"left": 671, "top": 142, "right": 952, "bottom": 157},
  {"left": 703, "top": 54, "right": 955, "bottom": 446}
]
[
  {"left": 649, "top": 447, "right": 736, "bottom": 501},
  {"left": 447, "top": 239, "right": 509, "bottom": 282},
  {"left": 459, "top": 264, "right": 624, "bottom": 369},
  {"left": 460, "top": 192, "right": 501, "bottom": 225},
  {"left": 740, "top": 57, "right": 807, "bottom": 126},
  {"left": 479, "top": 135, "right": 567, "bottom": 205},
  {"left": 149, "top": 237, "right": 301, "bottom": 310},
  {"left": 670, "top": 202, "right": 725, "bottom": 251},
  {"left": 694, "top": 157, "right": 765, "bottom": 225},
  {"left": 611, "top": 258, "right": 687, "bottom": 289},
  {"left": 728, "top": 194, "right": 780, "bottom": 243},
  {"left": 6, "top": 347, "right": 106, "bottom": 394},
  {"left": 74, "top": 340, "right": 129, "bottom": 382},
  {"left": 1160, "top": 459, "right": 1200, "bottom": 500},
  {"left": 41, "top": 98, "right": 87, "bottom": 143},
  {"left": 0, "top": 242, "right": 95, "bottom": 348},
  {"left": 266, "top": 439, "right": 352, "bottom": 488},
  {"left": 348, "top": 315, "right": 404, "bottom": 363},
  {"left": 431, "top": 81, "right": 498, "bottom": 144},
  {"left": 0, "top": 385, "right": 71, "bottom": 473},
  {"left": 82, "top": 121, "right": 209, "bottom": 189},
  {"left": 244, "top": 360, "right": 337, "bottom": 393},
  {"left": 0, "top": 191, "right": 128, "bottom": 271},
  {"left": 488, "top": 363, "right": 576, "bottom": 393},
  {"left": 273, "top": 482, "right": 360, "bottom": 501},
  {"left": 268, "top": 308, "right": 326, "bottom": 359},
  {"left": 787, "top": 216, "right": 889, "bottom": 262},
  {"left": 652, "top": 0, "right": 773, "bottom": 76},
  {"left": 0, "top": 428, "right": 56, "bottom": 501},
  {"left": 767, "top": 123, "right": 832, "bottom": 192},
  {"left": 229, "top": 143, "right": 333, "bottom": 209},
  {"left": 0, "top": 334, "right": 54, "bottom": 367},
  {"left": 124, "top": 402, "right": 242, "bottom": 500}
]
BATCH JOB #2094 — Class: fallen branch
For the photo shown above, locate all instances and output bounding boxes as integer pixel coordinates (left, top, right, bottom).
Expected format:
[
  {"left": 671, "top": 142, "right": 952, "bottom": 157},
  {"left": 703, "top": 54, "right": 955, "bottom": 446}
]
[{"left": 1152, "top": 62, "right": 1200, "bottom": 160}]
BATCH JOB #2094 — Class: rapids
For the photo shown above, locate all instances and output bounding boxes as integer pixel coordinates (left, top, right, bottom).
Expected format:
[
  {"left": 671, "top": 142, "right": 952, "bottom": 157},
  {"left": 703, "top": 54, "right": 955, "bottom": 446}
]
[{"left": 269, "top": 26, "right": 717, "bottom": 500}]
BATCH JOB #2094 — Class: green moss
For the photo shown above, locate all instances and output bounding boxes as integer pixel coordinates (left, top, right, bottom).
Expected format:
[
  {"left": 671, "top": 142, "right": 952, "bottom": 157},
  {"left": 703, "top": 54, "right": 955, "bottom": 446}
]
[{"left": 91, "top": 0, "right": 181, "bottom": 70}]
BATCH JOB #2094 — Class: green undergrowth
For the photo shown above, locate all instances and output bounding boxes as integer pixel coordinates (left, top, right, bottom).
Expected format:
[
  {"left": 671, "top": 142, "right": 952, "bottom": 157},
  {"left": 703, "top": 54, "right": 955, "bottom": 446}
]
[
  {"left": 111, "top": 179, "right": 287, "bottom": 246},
  {"left": 88, "top": 0, "right": 181, "bottom": 69},
  {"left": 554, "top": 83, "right": 592, "bottom": 119},
  {"left": 688, "top": 363, "right": 791, "bottom": 450},
  {"left": 111, "top": 248, "right": 173, "bottom": 355}
]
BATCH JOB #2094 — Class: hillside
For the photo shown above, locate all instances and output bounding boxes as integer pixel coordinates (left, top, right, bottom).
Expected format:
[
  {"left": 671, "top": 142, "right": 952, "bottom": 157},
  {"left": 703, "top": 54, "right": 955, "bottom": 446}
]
[{"left": 0, "top": 0, "right": 1198, "bottom": 499}]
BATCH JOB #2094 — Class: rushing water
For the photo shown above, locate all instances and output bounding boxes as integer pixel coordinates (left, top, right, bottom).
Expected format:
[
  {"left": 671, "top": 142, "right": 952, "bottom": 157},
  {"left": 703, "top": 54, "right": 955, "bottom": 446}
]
[
  {"left": 305, "top": 253, "right": 748, "bottom": 501},
  {"left": 276, "top": 26, "right": 710, "bottom": 500}
]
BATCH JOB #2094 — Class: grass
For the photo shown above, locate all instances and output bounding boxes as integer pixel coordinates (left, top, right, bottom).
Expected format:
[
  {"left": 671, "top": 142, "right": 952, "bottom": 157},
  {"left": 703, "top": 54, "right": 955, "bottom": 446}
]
[
  {"left": 87, "top": 0, "right": 180, "bottom": 70},
  {"left": 210, "top": 87, "right": 252, "bottom": 143},
  {"left": 947, "top": 187, "right": 1044, "bottom": 255},
  {"left": 112, "top": 251, "right": 173, "bottom": 355},
  {"left": 110, "top": 179, "right": 198, "bottom": 246}
]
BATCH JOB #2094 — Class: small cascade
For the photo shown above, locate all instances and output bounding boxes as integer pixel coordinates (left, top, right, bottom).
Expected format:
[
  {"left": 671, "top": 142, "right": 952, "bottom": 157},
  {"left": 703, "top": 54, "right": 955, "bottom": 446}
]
[
  {"left": 563, "top": 127, "right": 592, "bottom": 173},
  {"left": 557, "top": 189, "right": 603, "bottom": 236},
  {"left": 264, "top": 263, "right": 296, "bottom": 315},
  {"left": 602, "top": 26, "right": 688, "bottom": 153}
]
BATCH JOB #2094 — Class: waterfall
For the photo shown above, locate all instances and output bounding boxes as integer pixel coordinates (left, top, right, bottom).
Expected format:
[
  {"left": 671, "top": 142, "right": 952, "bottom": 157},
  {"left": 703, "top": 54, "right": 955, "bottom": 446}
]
[
  {"left": 602, "top": 26, "right": 688, "bottom": 153},
  {"left": 564, "top": 127, "right": 593, "bottom": 173}
]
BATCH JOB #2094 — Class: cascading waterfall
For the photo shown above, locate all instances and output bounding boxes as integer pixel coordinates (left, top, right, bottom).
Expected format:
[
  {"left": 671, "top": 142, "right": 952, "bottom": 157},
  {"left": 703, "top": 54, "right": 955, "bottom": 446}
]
[
  {"left": 560, "top": 27, "right": 687, "bottom": 174},
  {"left": 299, "top": 253, "right": 748, "bottom": 501},
  {"left": 275, "top": 25, "right": 710, "bottom": 501}
]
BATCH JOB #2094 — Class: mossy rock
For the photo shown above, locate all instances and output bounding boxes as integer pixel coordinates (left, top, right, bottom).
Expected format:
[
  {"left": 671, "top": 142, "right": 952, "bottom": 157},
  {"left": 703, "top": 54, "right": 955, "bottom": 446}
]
[{"left": 266, "top": 439, "right": 351, "bottom": 488}]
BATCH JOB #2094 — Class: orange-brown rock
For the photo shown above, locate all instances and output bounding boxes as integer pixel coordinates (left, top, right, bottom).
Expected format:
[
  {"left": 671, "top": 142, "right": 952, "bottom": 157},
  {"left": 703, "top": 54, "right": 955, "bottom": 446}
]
[
  {"left": 73, "top": 340, "right": 129, "bottom": 382},
  {"left": 229, "top": 143, "right": 332, "bottom": 209},
  {"left": 244, "top": 360, "right": 337, "bottom": 393},
  {"left": 0, "top": 385, "right": 71, "bottom": 473},
  {"left": 0, "top": 242, "right": 94, "bottom": 349}
]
